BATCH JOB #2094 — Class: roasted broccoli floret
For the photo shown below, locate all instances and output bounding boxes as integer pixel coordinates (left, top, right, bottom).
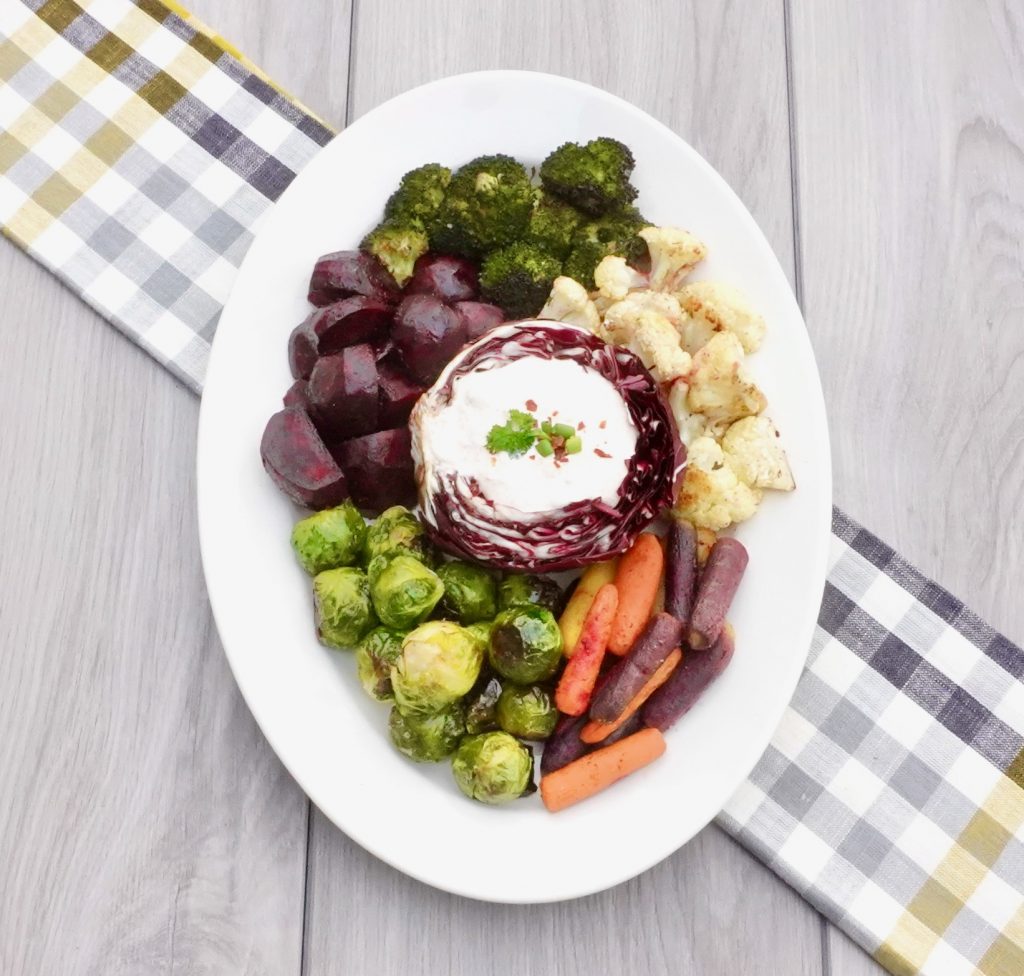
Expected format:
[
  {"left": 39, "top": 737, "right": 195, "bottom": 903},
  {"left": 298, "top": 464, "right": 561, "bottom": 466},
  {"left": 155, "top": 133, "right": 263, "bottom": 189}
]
[
  {"left": 540, "top": 137, "right": 638, "bottom": 216},
  {"left": 562, "top": 240, "right": 612, "bottom": 291},
  {"left": 523, "top": 192, "right": 583, "bottom": 260},
  {"left": 562, "top": 206, "right": 650, "bottom": 289},
  {"left": 576, "top": 206, "right": 649, "bottom": 262},
  {"left": 479, "top": 242, "right": 562, "bottom": 319},
  {"left": 384, "top": 163, "right": 452, "bottom": 225},
  {"left": 360, "top": 218, "right": 429, "bottom": 286},
  {"left": 430, "top": 155, "right": 534, "bottom": 258}
]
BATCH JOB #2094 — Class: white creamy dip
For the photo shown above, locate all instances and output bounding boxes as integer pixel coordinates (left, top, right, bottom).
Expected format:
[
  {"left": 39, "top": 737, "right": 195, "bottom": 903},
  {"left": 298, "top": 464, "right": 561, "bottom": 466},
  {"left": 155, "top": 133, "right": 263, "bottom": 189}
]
[{"left": 416, "top": 354, "right": 638, "bottom": 519}]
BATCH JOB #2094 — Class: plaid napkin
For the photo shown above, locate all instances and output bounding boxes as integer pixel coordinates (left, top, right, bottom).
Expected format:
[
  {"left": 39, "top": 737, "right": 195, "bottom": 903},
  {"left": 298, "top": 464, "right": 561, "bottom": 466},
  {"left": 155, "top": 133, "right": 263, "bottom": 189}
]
[{"left": 2, "top": 3, "right": 1022, "bottom": 973}]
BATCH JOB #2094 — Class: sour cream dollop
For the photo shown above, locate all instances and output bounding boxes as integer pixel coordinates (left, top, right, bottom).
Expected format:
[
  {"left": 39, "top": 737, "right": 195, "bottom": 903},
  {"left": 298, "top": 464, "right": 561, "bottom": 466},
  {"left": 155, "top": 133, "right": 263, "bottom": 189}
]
[{"left": 416, "top": 353, "right": 637, "bottom": 520}]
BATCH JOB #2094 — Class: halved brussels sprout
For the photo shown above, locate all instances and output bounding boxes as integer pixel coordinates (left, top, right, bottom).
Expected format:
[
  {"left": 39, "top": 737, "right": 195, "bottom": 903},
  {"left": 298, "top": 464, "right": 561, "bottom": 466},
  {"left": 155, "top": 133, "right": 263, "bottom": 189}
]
[
  {"left": 451, "top": 731, "right": 534, "bottom": 804},
  {"left": 363, "top": 505, "right": 433, "bottom": 564},
  {"left": 368, "top": 553, "right": 444, "bottom": 629},
  {"left": 437, "top": 561, "right": 498, "bottom": 624},
  {"left": 391, "top": 620, "right": 484, "bottom": 714},
  {"left": 488, "top": 606, "right": 563, "bottom": 683},
  {"left": 496, "top": 684, "right": 558, "bottom": 740},
  {"left": 389, "top": 702, "right": 465, "bottom": 762},
  {"left": 313, "top": 567, "right": 377, "bottom": 648},
  {"left": 497, "top": 574, "right": 563, "bottom": 614},
  {"left": 464, "top": 672, "right": 503, "bottom": 735},
  {"left": 291, "top": 501, "right": 367, "bottom": 575},
  {"left": 355, "top": 626, "right": 406, "bottom": 701}
]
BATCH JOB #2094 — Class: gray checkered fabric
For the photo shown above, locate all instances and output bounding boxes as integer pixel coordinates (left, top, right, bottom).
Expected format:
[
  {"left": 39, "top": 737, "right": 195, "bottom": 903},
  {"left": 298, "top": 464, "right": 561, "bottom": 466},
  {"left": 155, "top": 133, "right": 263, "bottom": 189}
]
[{"left": 3, "top": 4, "right": 1023, "bottom": 974}]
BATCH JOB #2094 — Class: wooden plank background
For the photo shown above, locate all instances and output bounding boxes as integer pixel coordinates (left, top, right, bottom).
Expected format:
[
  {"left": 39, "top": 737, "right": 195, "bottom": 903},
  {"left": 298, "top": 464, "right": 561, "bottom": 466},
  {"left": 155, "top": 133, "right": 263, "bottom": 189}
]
[{"left": 1, "top": 1, "right": 1020, "bottom": 973}]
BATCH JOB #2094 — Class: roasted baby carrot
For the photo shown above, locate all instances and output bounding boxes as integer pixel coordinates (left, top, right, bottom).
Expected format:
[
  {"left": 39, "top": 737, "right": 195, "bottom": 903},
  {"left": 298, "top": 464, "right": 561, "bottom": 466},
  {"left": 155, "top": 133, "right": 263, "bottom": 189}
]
[
  {"left": 580, "top": 648, "right": 682, "bottom": 744},
  {"left": 540, "top": 727, "right": 667, "bottom": 812},
  {"left": 559, "top": 559, "right": 619, "bottom": 657},
  {"left": 555, "top": 583, "right": 618, "bottom": 716},
  {"left": 608, "top": 534, "right": 664, "bottom": 654}
]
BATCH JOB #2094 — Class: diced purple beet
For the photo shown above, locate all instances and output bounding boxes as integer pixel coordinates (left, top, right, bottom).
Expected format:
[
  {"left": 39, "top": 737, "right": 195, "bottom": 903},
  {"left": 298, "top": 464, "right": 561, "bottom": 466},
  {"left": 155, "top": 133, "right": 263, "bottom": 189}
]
[
  {"left": 378, "top": 361, "right": 425, "bottom": 427},
  {"left": 391, "top": 294, "right": 467, "bottom": 386},
  {"left": 288, "top": 321, "right": 318, "bottom": 379},
  {"left": 283, "top": 380, "right": 310, "bottom": 409},
  {"left": 454, "top": 301, "right": 505, "bottom": 340},
  {"left": 260, "top": 407, "right": 349, "bottom": 510},
  {"left": 307, "top": 250, "right": 399, "bottom": 306},
  {"left": 335, "top": 427, "right": 416, "bottom": 513},
  {"left": 310, "top": 295, "right": 394, "bottom": 354},
  {"left": 405, "top": 254, "right": 479, "bottom": 303},
  {"left": 308, "top": 344, "right": 380, "bottom": 440}
]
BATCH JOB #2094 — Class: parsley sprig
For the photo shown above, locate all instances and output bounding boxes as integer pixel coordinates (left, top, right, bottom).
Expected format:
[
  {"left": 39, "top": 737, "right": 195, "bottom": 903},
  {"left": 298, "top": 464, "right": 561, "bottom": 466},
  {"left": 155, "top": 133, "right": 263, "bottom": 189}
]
[{"left": 486, "top": 409, "right": 584, "bottom": 458}]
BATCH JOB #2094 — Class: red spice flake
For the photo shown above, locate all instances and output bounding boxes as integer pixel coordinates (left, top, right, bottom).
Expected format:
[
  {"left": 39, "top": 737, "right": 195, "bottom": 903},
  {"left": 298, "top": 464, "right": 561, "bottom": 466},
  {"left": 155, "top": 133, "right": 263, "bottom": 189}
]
[
  {"left": 599, "top": 420, "right": 607, "bottom": 429},
  {"left": 594, "top": 448, "right": 612, "bottom": 459},
  {"left": 577, "top": 421, "right": 585, "bottom": 430},
  {"left": 525, "top": 399, "right": 538, "bottom": 412}
]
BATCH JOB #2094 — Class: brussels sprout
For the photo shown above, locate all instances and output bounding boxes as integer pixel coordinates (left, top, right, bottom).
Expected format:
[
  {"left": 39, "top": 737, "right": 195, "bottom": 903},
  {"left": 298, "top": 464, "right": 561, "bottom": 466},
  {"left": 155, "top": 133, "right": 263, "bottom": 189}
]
[
  {"left": 389, "top": 702, "right": 464, "bottom": 762},
  {"left": 464, "top": 673, "right": 503, "bottom": 734},
  {"left": 355, "top": 626, "right": 406, "bottom": 701},
  {"left": 496, "top": 684, "right": 558, "bottom": 740},
  {"left": 488, "top": 606, "right": 563, "bottom": 683},
  {"left": 391, "top": 620, "right": 484, "bottom": 714},
  {"left": 437, "top": 561, "right": 498, "bottom": 624},
  {"left": 368, "top": 553, "right": 444, "bottom": 629},
  {"left": 497, "top": 574, "right": 563, "bottom": 614},
  {"left": 465, "top": 620, "right": 494, "bottom": 646},
  {"left": 313, "top": 567, "right": 377, "bottom": 648},
  {"left": 363, "top": 505, "right": 433, "bottom": 564},
  {"left": 451, "top": 732, "right": 534, "bottom": 804},
  {"left": 291, "top": 501, "right": 367, "bottom": 575}
]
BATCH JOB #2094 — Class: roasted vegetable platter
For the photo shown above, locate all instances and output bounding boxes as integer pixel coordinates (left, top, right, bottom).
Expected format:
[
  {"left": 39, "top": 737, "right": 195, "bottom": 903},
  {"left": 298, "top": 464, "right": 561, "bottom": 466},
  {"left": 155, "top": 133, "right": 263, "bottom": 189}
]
[{"left": 198, "top": 71, "right": 830, "bottom": 902}]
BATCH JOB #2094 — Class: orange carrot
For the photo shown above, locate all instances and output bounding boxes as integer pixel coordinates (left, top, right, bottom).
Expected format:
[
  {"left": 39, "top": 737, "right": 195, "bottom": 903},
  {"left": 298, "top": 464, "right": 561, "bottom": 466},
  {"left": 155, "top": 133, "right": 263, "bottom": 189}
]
[
  {"left": 555, "top": 583, "right": 618, "bottom": 716},
  {"left": 608, "top": 534, "right": 664, "bottom": 654},
  {"left": 559, "top": 558, "right": 618, "bottom": 657},
  {"left": 580, "top": 648, "right": 682, "bottom": 744},
  {"left": 540, "top": 728, "right": 666, "bottom": 812}
]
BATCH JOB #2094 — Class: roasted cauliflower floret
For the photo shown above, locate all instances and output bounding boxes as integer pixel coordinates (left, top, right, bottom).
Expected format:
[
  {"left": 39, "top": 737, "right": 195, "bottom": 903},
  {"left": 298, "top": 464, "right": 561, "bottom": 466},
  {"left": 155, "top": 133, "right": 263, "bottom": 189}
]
[
  {"left": 721, "top": 415, "right": 794, "bottom": 491},
  {"left": 677, "top": 281, "right": 766, "bottom": 354},
  {"left": 594, "top": 255, "right": 649, "bottom": 301},
  {"left": 539, "top": 276, "right": 601, "bottom": 332},
  {"left": 666, "top": 378, "right": 708, "bottom": 448},
  {"left": 675, "top": 436, "right": 761, "bottom": 531},
  {"left": 602, "top": 289, "right": 686, "bottom": 331},
  {"left": 639, "top": 226, "right": 707, "bottom": 291},
  {"left": 602, "top": 308, "right": 691, "bottom": 384},
  {"left": 686, "top": 332, "right": 767, "bottom": 426}
]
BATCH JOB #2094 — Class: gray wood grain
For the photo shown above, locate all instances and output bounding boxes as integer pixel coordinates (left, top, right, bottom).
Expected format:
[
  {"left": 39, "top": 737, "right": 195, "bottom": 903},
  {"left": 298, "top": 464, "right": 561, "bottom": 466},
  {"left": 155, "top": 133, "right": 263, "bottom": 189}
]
[
  {"left": 0, "top": 3, "right": 352, "bottom": 973},
  {"left": 788, "top": 1, "right": 1024, "bottom": 973},
  {"left": 0, "top": 245, "right": 307, "bottom": 975},
  {"left": 303, "top": 3, "right": 823, "bottom": 975}
]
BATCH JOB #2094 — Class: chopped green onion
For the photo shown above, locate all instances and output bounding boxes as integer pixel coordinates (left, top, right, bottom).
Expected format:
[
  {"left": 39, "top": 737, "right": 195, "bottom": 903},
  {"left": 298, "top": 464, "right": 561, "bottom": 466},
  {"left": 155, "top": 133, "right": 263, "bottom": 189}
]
[
  {"left": 536, "top": 439, "right": 555, "bottom": 457},
  {"left": 564, "top": 435, "right": 583, "bottom": 455},
  {"left": 553, "top": 423, "right": 576, "bottom": 439}
]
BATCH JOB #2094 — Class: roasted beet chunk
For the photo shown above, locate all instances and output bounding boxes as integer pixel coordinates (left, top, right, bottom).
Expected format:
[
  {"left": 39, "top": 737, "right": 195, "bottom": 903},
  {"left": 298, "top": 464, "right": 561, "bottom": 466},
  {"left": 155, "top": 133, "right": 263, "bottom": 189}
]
[
  {"left": 378, "top": 361, "right": 425, "bottom": 427},
  {"left": 310, "top": 295, "right": 394, "bottom": 353},
  {"left": 260, "top": 407, "right": 349, "bottom": 509},
  {"left": 308, "top": 250, "right": 400, "bottom": 306},
  {"left": 308, "top": 344, "right": 379, "bottom": 439},
  {"left": 453, "top": 301, "right": 505, "bottom": 340},
  {"left": 391, "top": 295, "right": 467, "bottom": 386},
  {"left": 288, "top": 322, "right": 318, "bottom": 379},
  {"left": 405, "top": 254, "right": 479, "bottom": 303},
  {"left": 336, "top": 428, "right": 416, "bottom": 513},
  {"left": 283, "top": 379, "right": 310, "bottom": 409}
]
